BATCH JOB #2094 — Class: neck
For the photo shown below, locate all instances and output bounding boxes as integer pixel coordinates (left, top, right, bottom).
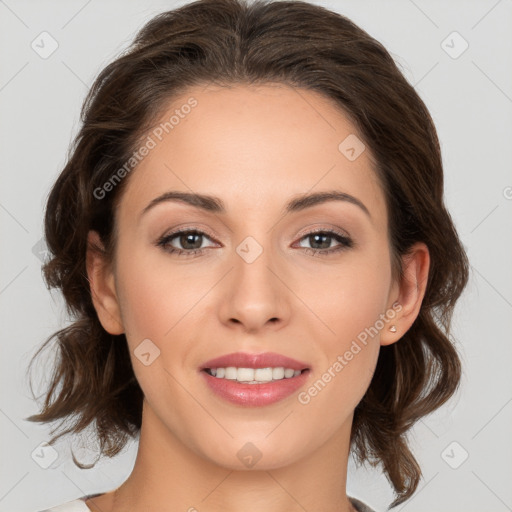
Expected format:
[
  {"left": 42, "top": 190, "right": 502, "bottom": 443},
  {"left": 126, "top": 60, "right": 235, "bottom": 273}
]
[{"left": 99, "top": 400, "right": 357, "bottom": 512}]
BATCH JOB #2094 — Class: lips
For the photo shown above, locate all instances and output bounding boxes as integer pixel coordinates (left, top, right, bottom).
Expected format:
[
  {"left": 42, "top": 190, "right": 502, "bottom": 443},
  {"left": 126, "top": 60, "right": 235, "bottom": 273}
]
[
  {"left": 201, "top": 368, "right": 310, "bottom": 406},
  {"left": 199, "top": 351, "right": 311, "bottom": 407},
  {"left": 200, "top": 351, "right": 310, "bottom": 371}
]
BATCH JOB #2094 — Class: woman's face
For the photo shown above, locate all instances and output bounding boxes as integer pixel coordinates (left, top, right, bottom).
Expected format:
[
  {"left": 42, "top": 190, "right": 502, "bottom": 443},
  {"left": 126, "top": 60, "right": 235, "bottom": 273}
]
[{"left": 93, "top": 83, "right": 403, "bottom": 469}]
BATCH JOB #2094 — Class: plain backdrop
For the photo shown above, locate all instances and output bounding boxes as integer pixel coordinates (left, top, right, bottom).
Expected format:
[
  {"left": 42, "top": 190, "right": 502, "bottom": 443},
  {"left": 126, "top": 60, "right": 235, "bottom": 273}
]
[{"left": 1, "top": 1, "right": 511, "bottom": 511}]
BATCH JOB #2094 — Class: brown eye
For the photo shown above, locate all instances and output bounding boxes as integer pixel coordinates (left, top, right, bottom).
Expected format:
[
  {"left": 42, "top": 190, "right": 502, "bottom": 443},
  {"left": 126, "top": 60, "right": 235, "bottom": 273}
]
[
  {"left": 296, "top": 230, "right": 353, "bottom": 257},
  {"left": 156, "top": 229, "right": 217, "bottom": 256}
]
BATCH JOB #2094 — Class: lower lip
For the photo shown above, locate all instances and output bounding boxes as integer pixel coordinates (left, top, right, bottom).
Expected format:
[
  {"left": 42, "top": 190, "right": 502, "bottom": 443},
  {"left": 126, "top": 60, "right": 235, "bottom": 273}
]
[{"left": 200, "top": 369, "right": 310, "bottom": 407}]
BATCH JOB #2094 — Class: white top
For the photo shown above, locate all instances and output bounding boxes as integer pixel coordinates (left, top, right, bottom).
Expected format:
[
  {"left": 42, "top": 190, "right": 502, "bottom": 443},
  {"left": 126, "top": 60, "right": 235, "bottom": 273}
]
[
  {"left": 38, "top": 499, "right": 90, "bottom": 512},
  {"left": 40, "top": 495, "right": 376, "bottom": 511}
]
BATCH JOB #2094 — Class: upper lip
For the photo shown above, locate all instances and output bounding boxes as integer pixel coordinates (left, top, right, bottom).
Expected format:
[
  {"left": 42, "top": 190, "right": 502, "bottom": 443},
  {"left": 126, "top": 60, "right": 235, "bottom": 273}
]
[{"left": 200, "top": 351, "right": 310, "bottom": 371}]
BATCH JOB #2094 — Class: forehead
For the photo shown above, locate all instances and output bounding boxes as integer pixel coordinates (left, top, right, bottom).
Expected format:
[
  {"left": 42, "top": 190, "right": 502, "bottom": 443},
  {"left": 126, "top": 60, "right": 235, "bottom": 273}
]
[{"left": 119, "top": 83, "right": 387, "bottom": 228}]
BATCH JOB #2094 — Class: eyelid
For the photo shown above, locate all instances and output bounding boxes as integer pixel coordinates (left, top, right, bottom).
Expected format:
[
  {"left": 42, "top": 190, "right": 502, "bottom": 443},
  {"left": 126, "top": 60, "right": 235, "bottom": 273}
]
[
  {"left": 294, "top": 224, "right": 351, "bottom": 240},
  {"left": 158, "top": 224, "right": 221, "bottom": 243}
]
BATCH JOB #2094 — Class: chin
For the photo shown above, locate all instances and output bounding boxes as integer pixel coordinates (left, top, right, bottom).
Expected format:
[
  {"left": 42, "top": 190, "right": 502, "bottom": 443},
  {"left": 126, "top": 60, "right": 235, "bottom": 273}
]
[{"left": 196, "top": 435, "right": 309, "bottom": 471}]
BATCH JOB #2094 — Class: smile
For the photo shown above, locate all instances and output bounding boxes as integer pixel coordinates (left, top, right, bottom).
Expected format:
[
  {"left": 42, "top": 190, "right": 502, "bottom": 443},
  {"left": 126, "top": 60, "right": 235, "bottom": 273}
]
[
  {"left": 203, "top": 366, "right": 304, "bottom": 383},
  {"left": 201, "top": 367, "right": 311, "bottom": 406}
]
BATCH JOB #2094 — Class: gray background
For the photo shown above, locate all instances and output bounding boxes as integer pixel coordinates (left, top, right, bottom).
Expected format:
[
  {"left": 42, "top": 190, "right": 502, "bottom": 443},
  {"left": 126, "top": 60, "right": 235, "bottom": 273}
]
[{"left": 1, "top": 1, "right": 511, "bottom": 511}]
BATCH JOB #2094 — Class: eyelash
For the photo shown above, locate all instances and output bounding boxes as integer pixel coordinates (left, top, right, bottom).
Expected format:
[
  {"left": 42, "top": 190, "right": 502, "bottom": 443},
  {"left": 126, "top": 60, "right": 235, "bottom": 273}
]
[{"left": 155, "top": 227, "right": 354, "bottom": 258}]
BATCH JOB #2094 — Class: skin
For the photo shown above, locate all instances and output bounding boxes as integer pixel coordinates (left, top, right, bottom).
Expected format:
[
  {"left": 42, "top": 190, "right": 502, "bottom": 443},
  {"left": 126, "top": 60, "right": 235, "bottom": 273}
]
[{"left": 85, "top": 83, "right": 429, "bottom": 512}]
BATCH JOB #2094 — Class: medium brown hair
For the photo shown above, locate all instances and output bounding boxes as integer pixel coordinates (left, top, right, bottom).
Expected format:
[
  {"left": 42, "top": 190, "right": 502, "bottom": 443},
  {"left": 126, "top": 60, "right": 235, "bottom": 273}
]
[{"left": 26, "top": 0, "right": 469, "bottom": 507}]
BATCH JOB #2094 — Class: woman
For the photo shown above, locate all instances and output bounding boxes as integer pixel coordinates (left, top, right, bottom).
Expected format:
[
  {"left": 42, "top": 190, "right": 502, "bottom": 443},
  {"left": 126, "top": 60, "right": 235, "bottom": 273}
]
[{"left": 27, "top": 0, "right": 469, "bottom": 511}]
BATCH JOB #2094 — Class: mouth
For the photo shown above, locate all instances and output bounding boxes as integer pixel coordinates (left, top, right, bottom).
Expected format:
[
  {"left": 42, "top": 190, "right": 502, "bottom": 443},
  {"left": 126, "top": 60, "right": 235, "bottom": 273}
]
[
  {"left": 200, "top": 351, "right": 310, "bottom": 373},
  {"left": 200, "top": 367, "right": 310, "bottom": 407},
  {"left": 199, "top": 352, "right": 311, "bottom": 406},
  {"left": 200, "top": 366, "right": 311, "bottom": 407},
  {"left": 202, "top": 366, "right": 310, "bottom": 384}
]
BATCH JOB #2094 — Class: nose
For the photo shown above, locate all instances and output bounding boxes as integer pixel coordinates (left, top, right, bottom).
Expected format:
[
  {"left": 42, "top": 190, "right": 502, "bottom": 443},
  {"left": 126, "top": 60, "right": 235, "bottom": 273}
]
[{"left": 218, "top": 241, "right": 291, "bottom": 334}]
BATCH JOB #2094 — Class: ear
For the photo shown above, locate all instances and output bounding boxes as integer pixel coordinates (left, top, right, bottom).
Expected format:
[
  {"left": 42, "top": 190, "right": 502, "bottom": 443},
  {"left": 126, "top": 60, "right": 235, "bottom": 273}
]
[
  {"left": 380, "top": 242, "right": 430, "bottom": 346},
  {"left": 85, "top": 230, "right": 124, "bottom": 335}
]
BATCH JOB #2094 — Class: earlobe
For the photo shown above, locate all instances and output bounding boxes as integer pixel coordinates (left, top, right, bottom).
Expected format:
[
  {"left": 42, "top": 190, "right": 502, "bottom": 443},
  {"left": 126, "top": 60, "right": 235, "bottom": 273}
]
[
  {"left": 380, "top": 242, "right": 430, "bottom": 346},
  {"left": 85, "top": 230, "right": 124, "bottom": 335}
]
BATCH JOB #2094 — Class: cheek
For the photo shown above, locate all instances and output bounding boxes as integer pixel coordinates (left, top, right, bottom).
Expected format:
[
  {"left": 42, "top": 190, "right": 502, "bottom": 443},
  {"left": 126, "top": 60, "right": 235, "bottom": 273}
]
[
  {"left": 299, "top": 282, "right": 385, "bottom": 424},
  {"left": 309, "top": 253, "right": 392, "bottom": 344},
  {"left": 114, "top": 242, "right": 207, "bottom": 342},
  {"left": 301, "top": 247, "right": 391, "bottom": 402},
  {"left": 115, "top": 266, "right": 168, "bottom": 343}
]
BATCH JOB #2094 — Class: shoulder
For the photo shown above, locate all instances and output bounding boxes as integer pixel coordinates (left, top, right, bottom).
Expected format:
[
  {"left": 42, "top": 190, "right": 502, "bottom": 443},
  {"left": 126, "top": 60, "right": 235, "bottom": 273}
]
[
  {"left": 349, "top": 496, "right": 378, "bottom": 512},
  {"left": 39, "top": 495, "right": 374, "bottom": 512},
  {"left": 36, "top": 494, "right": 96, "bottom": 512}
]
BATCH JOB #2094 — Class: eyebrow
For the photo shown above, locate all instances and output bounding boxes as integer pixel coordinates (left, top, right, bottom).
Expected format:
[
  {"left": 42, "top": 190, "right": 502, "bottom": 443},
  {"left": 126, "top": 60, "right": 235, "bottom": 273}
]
[{"left": 139, "top": 190, "right": 371, "bottom": 219}]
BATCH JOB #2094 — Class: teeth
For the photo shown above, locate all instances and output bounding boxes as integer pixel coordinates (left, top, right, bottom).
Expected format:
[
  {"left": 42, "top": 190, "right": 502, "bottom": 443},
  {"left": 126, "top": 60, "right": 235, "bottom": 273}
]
[{"left": 207, "top": 366, "right": 303, "bottom": 383}]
